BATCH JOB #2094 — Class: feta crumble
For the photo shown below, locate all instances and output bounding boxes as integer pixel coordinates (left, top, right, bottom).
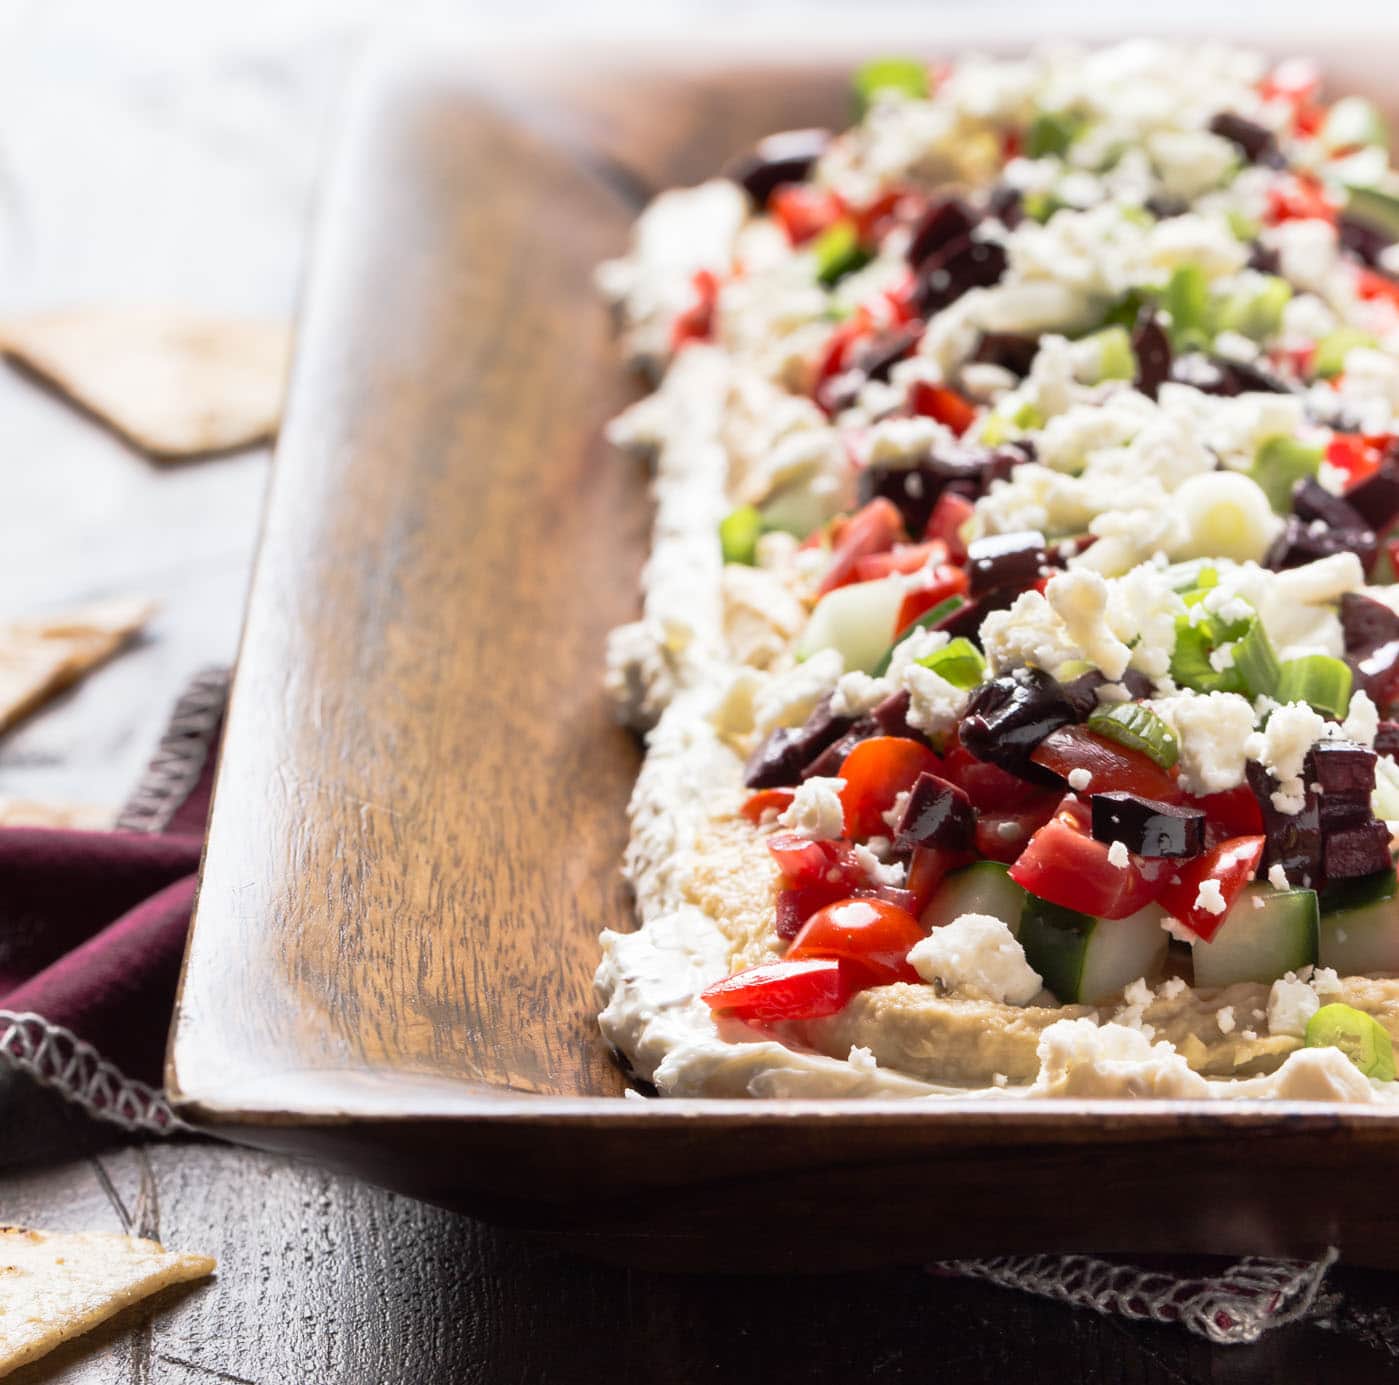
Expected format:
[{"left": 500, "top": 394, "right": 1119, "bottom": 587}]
[
  {"left": 908, "top": 913, "right": 1043, "bottom": 1005},
  {"left": 777, "top": 777, "right": 847, "bottom": 841}
]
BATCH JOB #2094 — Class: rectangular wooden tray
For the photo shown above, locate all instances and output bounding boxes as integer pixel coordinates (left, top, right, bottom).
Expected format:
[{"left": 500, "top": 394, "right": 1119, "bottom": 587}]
[{"left": 169, "top": 31, "right": 1399, "bottom": 1271}]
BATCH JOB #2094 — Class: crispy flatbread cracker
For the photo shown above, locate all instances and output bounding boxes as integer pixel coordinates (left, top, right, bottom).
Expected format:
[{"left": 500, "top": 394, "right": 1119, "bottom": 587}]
[
  {"left": 0, "top": 307, "right": 291, "bottom": 459},
  {"left": 0, "top": 1225, "right": 214, "bottom": 1375},
  {"left": 0, "top": 799, "right": 114, "bottom": 829},
  {"left": 0, "top": 597, "right": 154, "bottom": 735}
]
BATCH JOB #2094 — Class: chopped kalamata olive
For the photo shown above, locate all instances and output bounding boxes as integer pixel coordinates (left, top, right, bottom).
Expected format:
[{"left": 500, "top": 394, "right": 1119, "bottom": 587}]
[
  {"left": 894, "top": 771, "right": 975, "bottom": 853},
  {"left": 972, "top": 332, "right": 1039, "bottom": 378},
  {"left": 966, "top": 531, "right": 1048, "bottom": 598},
  {"left": 872, "top": 688, "right": 918, "bottom": 739},
  {"left": 1265, "top": 514, "right": 1378, "bottom": 573},
  {"left": 1143, "top": 194, "right": 1189, "bottom": 220},
  {"left": 801, "top": 715, "right": 878, "bottom": 781},
  {"left": 860, "top": 442, "right": 1029, "bottom": 536},
  {"left": 1308, "top": 740, "right": 1379, "bottom": 797},
  {"left": 1342, "top": 592, "right": 1399, "bottom": 656},
  {"left": 985, "top": 184, "right": 1023, "bottom": 229},
  {"left": 1323, "top": 819, "right": 1394, "bottom": 880},
  {"left": 857, "top": 461, "right": 938, "bottom": 536},
  {"left": 1131, "top": 309, "right": 1172, "bottom": 400},
  {"left": 906, "top": 197, "right": 977, "bottom": 271},
  {"left": 850, "top": 323, "right": 925, "bottom": 384},
  {"left": 1208, "top": 111, "right": 1280, "bottom": 165},
  {"left": 1174, "top": 353, "right": 1294, "bottom": 397},
  {"left": 1090, "top": 791, "right": 1206, "bottom": 858},
  {"left": 1377, "top": 720, "right": 1399, "bottom": 759},
  {"left": 1060, "top": 669, "right": 1108, "bottom": 721},
  {"left": 1340, "top": 215, "right": 1395, "bottom": 269},
  {"left": 959, "top": 668, "right": 1077, "bottom": 782},
  {"left": 1247, "top": 760, "right": 1323, "bottom": 888},
  {"left": 1294, "top": 478, "right": 1370, "bottom": 532},
  {"left": 724, "top": 128, "right": 832, "bottom": 207},
  {"left": 1248, "top": 242, "right": 1282, "bottom": 275},
  {"left": 1346, "top": 456, "right": 1399, "bottom": 532},
  {"left": 912, "top": 236, "right": 1007, "bottom": 317},
  {"left": 742, "top": 694, "right": 856, "bottom": 788}
]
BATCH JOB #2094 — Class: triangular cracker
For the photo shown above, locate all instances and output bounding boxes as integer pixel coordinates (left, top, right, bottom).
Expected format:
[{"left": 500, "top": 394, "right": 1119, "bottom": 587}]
[
  {"left": 0, "top": 597, "right": 154, "bottom": 735},
  {"left": 0, "top": 307, "right": 291, "bottom": 459},
  {"left": 0, "top": 1225, "right": 214, "bottom": 1375}
]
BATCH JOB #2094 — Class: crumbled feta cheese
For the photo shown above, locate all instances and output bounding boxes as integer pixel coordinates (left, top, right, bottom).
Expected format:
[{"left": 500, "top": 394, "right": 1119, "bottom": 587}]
[
  {"left": 1267, "top": 863, "right": 1291, "bottom": 892},
  {"left": 1123, "top": 977, "right": 1152, "bottom": 1008},
  {"left": 1194, "top": 878, "right": 1228, "bottom": 917},
  {"left": 979, "top": 589, "right": 1083, "bottom": 677},
  {"left": 864, "top": 415, "right": 950, "bottom": 467},
  {"left": 777, "top": 776, "right": 847, "bottom": 841},
  {"left": 1161, "top": 915, "right": 1196, "bottom": 944},
  {"left": 752, "top": 649, "right": 843, "bottom": 735},
  {"left": 853, "top": 842, "right": 908, "bottom": 889},
  {"left": 908, "top": 912, "right": 1043, "bottom": 1005},
  {"left": 1341, "top": 690, "right": 1380, "bottom": 749},
  {"left": 1149, "top": 691, "right": 1256, "bottom": 795},
  {"left": 1046, "top": 569, "right": 1132, "bottom": 680},
  {"left": 1312, "top": 966, "right": 1344, "bottom": 999},
  {"left": 1159, "top": 976, "right": 1189, "bottom": 1000},
  {"left": 992, "top": 1072, "right": 1009, "bottom": 1088},
  {"left": 1107, "top": 840, "right": 1130, "bottom": 869},
  {"left": 1216, "top": 1005, "right": 1236, "bottom": 1035},
  {"left": 830, "top": 670, "right": 892, "bottom": 718},
  {"left": 1067, "top": 767, "right": 1093, "bottom": 791},
  {"left": 846, "top": 1045, "right": 879, "bottom": 1076},
  {"left": 1029, "top": 1018, "right": 1210, "bottom": 1099},
  {"left": 1246, "top": 701, "right": 1328, "bottom": 815},
  {"left": 709, "top": 666, "right": 766, "bottom": 736},
  {"left": 1267, "top": 975, "right": 1321, "bottom": 1038}
]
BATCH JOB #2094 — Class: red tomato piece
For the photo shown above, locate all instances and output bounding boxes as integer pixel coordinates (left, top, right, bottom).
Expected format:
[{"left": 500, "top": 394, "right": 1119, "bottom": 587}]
[
  {"left": 1009, "top": 820, "right": 1167, "bottom": 920},
  {"left": 882, "top": 270, "right": 919, "bottom": 325},
  {"left": 1327, "top": 432, "right": 1392, "bottom": 488},
  {"left": 924, "top": 491, "right": 975, "bottom": 560},
  {"left": 1259, "top": 58, "right": 1321, "bottom": 106},
  {"left": 1030, "top": 725, "right": 1183, "bottom": 804},
  {"left": 849, "top": 188, "right": 907, "bottom": 244},
  {"left": 767, "top": 833, "right": 859, "bottom": 890},
  {"left": 1187, "top": 785, "right": 1265, "bottom": 844},
  {"left": 941, "top": 737, "right": 1049, "bottom": 813},
  {"left": 787, "top": 896, "right": 925, "bottom": 985},
  {"left": 894, "top": 563, "right": 971, "bottom": 631},
  {"left": 701, "top": 957, "right": 857, "bottom": 1021},
  {"left": 910, "top": 381, "right": 979, "bottom": 436},
  {"left": 741, "top": 788, "right": 796, "bottom": 824},
  {"left": 838, "top": 736, "right": 944, "bottom": 841},
  {"left": 975, "top": 806, "right": 1050, "bottom": 864},
  {"left": 813, "top": 309, "right": 874, "bottom": 395},
  {"left": 668, "top": 269, "right": 719, "bottom": 352},
  {"left": 1266, "top": 174, "right": 1337, "bottom": 226},
  {"left": 1355, "top": 268, "right": 1399, "bottom": 311},
  {"left": 817, "top": 498, "right": 906, "bottom": 596},
  {"left": 1156, "top": 836, "right": 1266, "bottom": 942},
  {"left": 851, "top": 540, "right": 948, "bottom": 584},
  {"left": 770, "top": 184, "right": 844, "bottom": 246}
]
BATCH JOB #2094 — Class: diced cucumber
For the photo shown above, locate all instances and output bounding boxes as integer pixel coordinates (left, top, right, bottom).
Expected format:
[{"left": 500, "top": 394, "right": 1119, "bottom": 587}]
[
  {"left": 1345, "top": 184, "right": 1399, "bottom": 241},
  {"left": 797, "top": 576, "right": 904, "bottom": 674},
  {"left": 1249, "top": 435, "right": 1324, "bottom": 515},
  {"left": 1319, "top": 868, "right": 1399, "bottom": 975},
  {"left": 1018, "top": 896, "right": 1167, "bottom": 1005},
  {"left": 1190, "top": 883, "right": 1318, "bottom": 988},
  {"left": 1314, "top": 326, "right": 1378, "bottom": 379},
  {"left": 1081, "top": 325, "right": 1136, "bottom": 383},
  {"left": 759, "top": 480, "right": 836, "bottom": 538},
  {"left": 1215, "top": 275, "right": 1291, "bottom": 342},
  {"left": 921, "top": 862, "right": 1029, "bottom": 935}
]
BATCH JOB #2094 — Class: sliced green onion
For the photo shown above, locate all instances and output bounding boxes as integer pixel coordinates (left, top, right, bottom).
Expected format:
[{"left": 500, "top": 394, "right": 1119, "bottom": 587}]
[
  {"left": 979, "top": 414, "right": 1016, "bottom": 445},
  {"left": 852, "top": 57, "right": 929, "bottom": 114},
  {"left": 871, "top": 596, "right": 966, "bottom": 678},
  {"left": 1012, "top": 400, "right": 1046, "bottom": 430},
  {"left": 1322, "top": 96, "right": 1390, "bottom": 154},
  {"left": 812, "top": 218, "right": 871, "bottom": 288},
  {"left": 1276, "top": 655, "right": 1353, "bottom": 719},
  {"left": 1230, "top": 617, "right": 1282, "bottom": 700},
  {"left": 1054, "top": 659, "right": 1096, "bottom": 680},
  {"left": 1306, "top": 1002, "right": 1396, "bottom": 1080},
  {"left": 1226, "top": 209, "right": 1261, "bottom": 242},
  {"left": 1169, "top": 615, "right": 1245, "bottom": 695},
  {"left": 1098, "top": 288, "right": 1151, "bottom": 332},
  {"left": 1313, "top": 326, "right": 1378, "bottom": 379},
  {"left": 719, "top": 505, "right": 764, "bottom": 565},
  {"left": 1163, "top": 263, "right": 1212, "bottom": 351},
  {"left": 1025, "top": 110, "right": 1084, "bottom": 159},
  {"left": 917, "top": 636, "right": 986, "bottom": 689},
  {"left": 1021, "top": 189, "right": 1062, "bottom": 224},
  {"left": 1082, "top": 324, "right": 1136, "bottom": 382},
  {"left": 1248, "top": 435, "right": 1325, "bottom": 514},
  {"left": 1087, "top": 703, "right": 1180, "bottom": 770},
  {"left": 1216, "top": 274, "right": 1291, "bottom": 341}
]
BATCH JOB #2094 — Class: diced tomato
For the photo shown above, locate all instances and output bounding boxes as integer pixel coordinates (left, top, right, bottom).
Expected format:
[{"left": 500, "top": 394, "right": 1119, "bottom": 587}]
[
  {"left": 1277, "top": 341, "right": 1316, "bottom": 379},
  {"left": 1156, "top": 836, "right": 1266, "bottom": 942},
  {"left": 1009, "top": 820, "right": 1167, "bottom": 920},
  {"left": 883, "top": 270, "right": 919, "bottom": 325},
  {"left": 924, "top": 491, "right": 975, "bottom": 560},
  {"left": 1187, "top": 784, "right": 1265, "bottom": 845},
  {"left": 1259, "top": 58, "right": 1321, "bottom": 107},
  {"left": 904, "top": 842, "right": 969, "bottom": 913},
  {"left": 894, "top": 563, "right": 971, "bottom": 631},
  {"left": 975, "top": 805, "right": 1053, "bottom": 863},
  {"left": 1001, "top": 128, "right": 1022, "bottom": 161},
  {"left": 787, "top": 897, "right": 924, "bottom": 985},
  {"left": 1327, "top": 432, "right": 1392, "bottom": 488},
  {"left": 942, "top": 737, "right": 1047, "bottom": 813},
  {"left": 849, "top": 188, "right": 907, "bottom": 245},
  {"left": 770, "top": 184, "right": 844, "bottom": 246},
  {"left": 1030, "top": 725, "right": 1183, "bottom": 805},
  {"left": 767, "top": 833, "right": 860, "bottom": 890},
  {"left": 817, "top": 497, "right": 906, "bottom": 596},
  {"left": 701, "top": 957, "right": 858, "bottom": 1021},
  {"left": 741, "top": 788, "right": 796, "bottom": 824},
  {"left": 1355, "top": 268, "right": 1399, "bottom": 312},
  {"left": 838, "top": 736, "right": 944, "bottom": 841},
  {"left": 1052, "top": 792, "right": 1092, "bottom": 833},
  {"left": 668, "top": 269, "right": 719, "bottom": 352},
  {"left": 813, "top": 309, "right": 873, "bottom": 394},
  {"left": 1266, "top": 174, "right": 1337, "bottom": 226},
  {"left": 851, "top": 540, "right": 948, "bottom": 584},
  {"left": 910, "top": 381, "right": 979, "bottom": 436}
]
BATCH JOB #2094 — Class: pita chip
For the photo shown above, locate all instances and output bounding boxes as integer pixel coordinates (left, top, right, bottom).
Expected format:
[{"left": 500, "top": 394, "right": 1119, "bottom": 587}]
[
  {"left": 0, "top": 307, "right": 291, "bottom": 459},
  {"left": 0, "top": 596, "right": 154, "bottom": 735},
  {"left": 0, "top": 1226, "right": 214, "bottom": 1375}
]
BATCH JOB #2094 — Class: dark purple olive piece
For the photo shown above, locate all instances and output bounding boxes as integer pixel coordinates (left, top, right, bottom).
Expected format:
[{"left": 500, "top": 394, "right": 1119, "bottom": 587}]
[
  {"left": 1131, "top": 309, "right": 1172, "bottom": 400},
  {"left": 1172, "top": 353, "right": 1295, "bottom": 397},
  {"left": 1294, "top": 478, "right": 1370, "bottom": 532},
  {"left": 1376, "top": 720, "right": 1399, "bottom": 759},
  {"left": 724, "top": 128, "right": 832, "bottom": 207},
  {"left": 1323, "top": 819, "right": 1393, "bottom": 880},
  {"left": 967, "top": 531, "right": 1048, "bottom": 598},
  {"left": 1345, "top": 457, "right": 1399, "bottom": 532},
  {"left": 801, "top": 716, "right": 878, "bottom": 780},
  {"left": 1246, "top": 760, "right": 1323, "bottom": 888},
  {"left": 1342, "top": 592, "right": 1399, "bottom": 656},
  {"left": 912, "top": 236, "right": 1007, "bottom": 317},
  {"left": 850, "top": 323, "right": 925, "bottom": 384},
  {"left": 1247, "top": 242, "right": 1282, "bottom": 275},
  {"left": 857, "top": 462, "right": 937, "bottom": 537},
  {"left": 1143, "top": 194, "right": 1189, "bottom": 220},
  {"left": 906, "top": 197, "right": 977, "bottom": 271},
  {"left": 1264, "top": 514, "right": 1378, "bottom": 573},
  {"left": 894, "top": 771, "right": 976, "bottom": 853},
  {"left": 1060, "top": 670, "right": 1107, "bottom": 721},
  {"left": 985, "top": 184, "right": 1023, "bottom": 230},
  {"left": 1208, "top": 111, "right": 1279, "bottom": 165},
  {"left": 742, "top": 694, "right": 856, "bottom": 788},
  {"left": 872, "top": 688, "right": 918, "bottom": 739},
  {"left": 1090, "top": 792, "right": 1206, "bottom": 858},
  {"left": 959, "top": 667, "right": 1077, "bottom": 782},
  {"left": 972, "top": 332, "right": 1039, "bottom": 378},
  {"left": 1308, "top": 739, "right": 1379, "bottom": 797},
  {"left": 1340, "top": 215, "right": 1395, "bottom": 270}
]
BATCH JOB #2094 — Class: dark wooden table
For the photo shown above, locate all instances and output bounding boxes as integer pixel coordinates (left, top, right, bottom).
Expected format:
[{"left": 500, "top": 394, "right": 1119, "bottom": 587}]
[{"left": 5, "top": 4, "right": 1399, "bottom": 1381}]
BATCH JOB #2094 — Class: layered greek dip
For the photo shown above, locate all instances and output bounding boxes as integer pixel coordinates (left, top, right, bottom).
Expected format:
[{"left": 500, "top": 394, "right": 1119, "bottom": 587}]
[{"left": 595, "top": 41, "right": 1399, "bottom": 1101}]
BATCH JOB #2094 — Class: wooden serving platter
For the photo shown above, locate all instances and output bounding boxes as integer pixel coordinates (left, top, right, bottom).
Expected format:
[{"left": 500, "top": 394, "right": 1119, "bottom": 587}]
[{"left": 169, "top": 35, "right": 1399, "bottom": 1272}]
